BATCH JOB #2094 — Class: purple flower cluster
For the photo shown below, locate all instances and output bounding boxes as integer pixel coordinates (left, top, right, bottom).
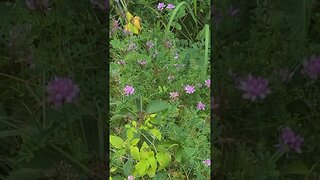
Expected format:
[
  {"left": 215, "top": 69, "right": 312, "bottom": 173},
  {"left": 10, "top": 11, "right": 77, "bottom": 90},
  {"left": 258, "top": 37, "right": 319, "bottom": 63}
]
[
  {"left": 124, "top": 85, "right": 135, "bottom": 96},
  {"left": 276, "top": 127, "right": 304, "bottom": 153},
  {"left": 137, "top": 59, "right": 147, "bottom": 65},
  {"left": 228, "top": 5, "right": 240, "bottom": 16},
  {"left": 25, "top": 0, "right": 48, "bottom": 11},
  {"left": 197, "top": 102, "right": 205, "bottom": 110},
  {"left": 46, "top": 77, "right": 80, "bottom": 108},
  {"left": 157, "top": 2, "right": 175, "bottom": 11},
  {"left": 184, "top": 85, "right": 195, "bottom": 94},
  {"left": 303, "top": 56, "right": 320, "bottom": 80},
  {"left": 203, "top": 159, "right": 211, "bottom": 166},
  {"left": 128, "top": 43, "right": 138, "bottom": 51},
  {"left": 90, "top": 0, "right": 107, "bottom": 11},
  {"left": 146, "top": 41, "right": 154, "bottom": 49},
  {"left": 239, "top": 74, "right": 271, "bottom": 101},
  {"left": 205, "top": 79, "right": 210, "bottom": 88},
  {"left": 110, "top": 19, "right": 120, "bottom": 36},
  {"left": 169, "top": 92, "right": 179, "bottom": 101}
]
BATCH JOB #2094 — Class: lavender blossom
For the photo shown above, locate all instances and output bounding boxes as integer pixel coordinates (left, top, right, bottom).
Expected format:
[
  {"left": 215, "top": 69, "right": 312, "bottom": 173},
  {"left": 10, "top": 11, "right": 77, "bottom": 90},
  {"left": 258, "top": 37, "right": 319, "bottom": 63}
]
[
  {"left": 47, "top": 77, "right": 80, "bottom": 108},
  {"left": 239, "top": 74, "right": 271, "bottom": 101},
  {"left": 228, "top": 5, "right": 239, "bottom": 16},
  {"left": 303, "top": 56, "right": 320, "bottom": 80},
  {"left": 275, "top": 127, "right": 304, "bottom": 153},
  {"left": 146, "top": 41, "right": 154, "bottom": 49}
]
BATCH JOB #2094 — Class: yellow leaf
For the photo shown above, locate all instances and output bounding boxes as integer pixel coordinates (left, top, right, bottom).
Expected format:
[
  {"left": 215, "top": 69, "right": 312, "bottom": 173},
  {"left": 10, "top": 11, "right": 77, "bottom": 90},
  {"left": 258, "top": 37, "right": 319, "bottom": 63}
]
[
  {"left": 124, "top": 11, "right": 141, "bottom": 34},
  {"left": 131, "top": 16, "right": 141, "bottom": 31},
  {"left": 126, "top": 12, "right": 133, "bottom": 22}
]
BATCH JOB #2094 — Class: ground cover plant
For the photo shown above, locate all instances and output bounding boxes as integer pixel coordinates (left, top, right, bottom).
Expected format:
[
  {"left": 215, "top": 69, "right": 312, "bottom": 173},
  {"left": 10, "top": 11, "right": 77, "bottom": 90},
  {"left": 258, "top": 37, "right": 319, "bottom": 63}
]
[
  {"left": 0, "top": 0, "right": 107, "bottom": 179},
  {"left": 109, "top": 0, "right": 211, "bottom": 179},
  {"left": 213, "top": 0, "right": 320, "bottom": 179}
]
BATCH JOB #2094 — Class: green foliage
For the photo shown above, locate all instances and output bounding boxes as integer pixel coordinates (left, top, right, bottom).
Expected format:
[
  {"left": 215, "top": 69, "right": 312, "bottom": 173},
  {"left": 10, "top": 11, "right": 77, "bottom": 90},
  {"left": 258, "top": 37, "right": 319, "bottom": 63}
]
[
  {"left": 110, "top": 0, "right": 210, "bottom": 179},
  {"left": 213, "top": 0, "right": 320, "bottom": 179},
  {"left": 0, "top": 0, "right": 107, "bottom": 179}
]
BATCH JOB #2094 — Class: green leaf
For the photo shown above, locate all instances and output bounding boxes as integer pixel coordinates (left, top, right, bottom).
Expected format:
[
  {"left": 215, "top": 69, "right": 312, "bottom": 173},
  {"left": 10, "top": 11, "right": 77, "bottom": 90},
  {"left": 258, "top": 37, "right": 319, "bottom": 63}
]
[
  {"left": 131, "top": 138, "right": 140, "bottom": 146},
  {"left": 130, "top": 146, "right": 140, "bottom": 161},
  {"left": 110, "top": 135, "right": 124, "bottom": 149},
  {"left": 6, "top": 168, "right": 44, "bottom": 180},
  {"left": 150, "top": 129, "right": 162, "bottom": 141},
  {"left": 127, "top": 129, "right": 134, "bottom": 141},
  {"left": 280, "top": 160, "right": 310, "bottom": 175},
  {"left": 156, "top": 151, "right": 171, "bottom": 170},
  {"left": 135, "top": 160, "right": 149, "bottom": 176},
  {"left": 175, "top": 148, "right": 183, "bottom": 162},
  {"left": 123, "top": 159, "right": 134, "bottom": 177},
  {"left": 110, "top": 167, "right": 117, "bottom": 173},
  {"left": 147, "top": 156, "right": 157, "bottom": 170},
  {"left": 0, "top": 130, "right": 21, "bottom": 137},
  {"left": 146, "top": 100, "right": 170, "bottom": 113}
]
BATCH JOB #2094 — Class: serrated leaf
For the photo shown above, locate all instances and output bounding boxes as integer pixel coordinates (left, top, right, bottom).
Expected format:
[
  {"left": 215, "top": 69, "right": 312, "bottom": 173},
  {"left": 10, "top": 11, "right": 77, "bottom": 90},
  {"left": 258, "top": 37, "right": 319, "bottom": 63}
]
[
  {"left": 130, "top": 146, "right": 140, "bottom": 161},
  {"left": 110, "top": 135, "right": 124, "bottom": 149}
]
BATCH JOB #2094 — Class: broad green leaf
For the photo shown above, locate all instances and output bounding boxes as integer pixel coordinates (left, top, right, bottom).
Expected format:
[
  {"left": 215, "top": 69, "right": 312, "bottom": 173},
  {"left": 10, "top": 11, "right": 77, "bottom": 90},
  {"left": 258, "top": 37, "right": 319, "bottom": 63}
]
[
  {"left": 156, "top": 151, "right": 171, "bottom": 170},
  {"left": 175, "top": 148, "right": 183, "bottom": 162},
  {"left": 123, "top": 159, "right": 134, "bottom": 177},
  {"left": 146, "top": 100, "right": 170, "bottom": 113},
  {"left": 150, "top": 129, "right": 162, "bottom": 141},
  {"left": 147, "top": 156, "right": 157, "bottom": 170},
  {"left": 118, "top": 149, "right": 126, "bottom": 156},
  {"left": 130, "top": 146, "right": 140, "bottom": 161},
  {"left": 110, "top": 135, "right": 124, "bottom": 149},
  {"left": 6, "top": 168, "right": 43, "bottom": 180},
  {"left": 127, "top": 129, "right": 134, "bottom": 141},
  {"left": 147, "top": 166, "right": 156, "bottom": 177},
  {"left": 280, "top": 160, "right": 310, "bottom": 175},
  {"left": 131, "top": 138, "right": 140, "bottom": 146},
  {"left": 135, "top": 160, "right": 149, "bottom": 176},
  {"left": 150, "top": 114, "right": 157, "bottom": 118},
  {"left": 110, "top": 167, "right": 117, "bottom": 173}
]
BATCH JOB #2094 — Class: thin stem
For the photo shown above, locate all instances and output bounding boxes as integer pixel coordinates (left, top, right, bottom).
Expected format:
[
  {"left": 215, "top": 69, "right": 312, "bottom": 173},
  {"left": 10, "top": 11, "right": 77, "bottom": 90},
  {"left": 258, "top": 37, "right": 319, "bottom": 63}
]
[{"left": 138, "top": 130, "right": 157, "bottom": 152}]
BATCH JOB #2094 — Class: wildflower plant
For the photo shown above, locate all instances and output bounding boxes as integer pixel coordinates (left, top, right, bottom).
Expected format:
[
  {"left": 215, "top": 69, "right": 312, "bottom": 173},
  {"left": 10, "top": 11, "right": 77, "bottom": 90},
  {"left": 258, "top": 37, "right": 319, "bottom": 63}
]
[
  {"left": 110, "top": 0, "right": 210, "bottom": 178},
  {"left": 213, "top": 0, "right": 320, "bottom": 179}
]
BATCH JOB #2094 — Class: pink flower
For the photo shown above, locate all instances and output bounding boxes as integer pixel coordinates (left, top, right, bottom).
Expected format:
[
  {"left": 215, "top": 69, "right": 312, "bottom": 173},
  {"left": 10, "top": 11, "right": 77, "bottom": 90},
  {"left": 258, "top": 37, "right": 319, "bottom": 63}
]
[
  {"left": 166, "top": 3, "right": 175, "bottom": 10},
  {"left": 124, "top": 85, "right": 135, "bottom": 96},
  {"left": 137, "top": 59, "right": 147, "bottom": 65},
  {"left": 197, "top": 102, "right": 205, "bottom": 110},
  {"left": 157, "top": 3, "right": 165, "bottom": 10},
  {"left": 184, "top": 85, "right": 195, "bottom": 94},
  {"left": 203, "top": 159, "right": 211, "bottom": 166},
  {"left": 128, "top": 175, "right": 134, "bottom": 180},
  {"left": 117, "top": 60, "right": 125, "bottom": 66},
  {"left": 205, "top": 79, "right": 211, "bottom": 87},
  {"left": 170, "top": 92, "right": 179, "bottom": 100}
]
